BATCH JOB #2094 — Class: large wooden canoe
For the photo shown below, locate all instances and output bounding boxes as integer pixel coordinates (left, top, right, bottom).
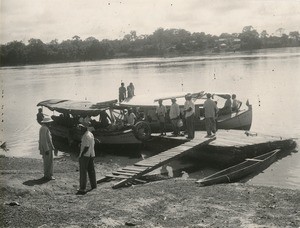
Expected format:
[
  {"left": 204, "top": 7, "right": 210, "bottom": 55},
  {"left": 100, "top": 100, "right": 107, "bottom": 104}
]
[{"left": 196, "top": 149, "right": 279, "bottom": 186}]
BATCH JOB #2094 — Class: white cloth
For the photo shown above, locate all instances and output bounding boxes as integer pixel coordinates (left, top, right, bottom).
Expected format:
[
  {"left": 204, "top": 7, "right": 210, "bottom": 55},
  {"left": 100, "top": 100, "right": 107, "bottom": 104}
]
[
  {"left": 80, "top": 130, "right": 95, "bottom": 157},
  {"left": 169, "top": 103, "right": 180, "bottom": 119},
  {"left": 184, "top": 100, "right": 195, "bottom": 118},
  {"left": 203, "top": 98, "right": 218, "bottom": 118},
  {"left": 127, "top": 112, "right": 136, "bottom": 125}
]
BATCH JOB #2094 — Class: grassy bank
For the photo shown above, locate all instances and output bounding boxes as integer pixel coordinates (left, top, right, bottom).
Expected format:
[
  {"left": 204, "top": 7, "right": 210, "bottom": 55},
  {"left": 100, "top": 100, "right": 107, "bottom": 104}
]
[{"left": 0, "top": 156, "right": 299, "bottom": 227}]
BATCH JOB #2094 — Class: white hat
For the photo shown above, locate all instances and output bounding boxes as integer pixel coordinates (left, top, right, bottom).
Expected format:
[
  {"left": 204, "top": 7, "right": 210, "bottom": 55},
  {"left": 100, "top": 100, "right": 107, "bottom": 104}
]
[{"left": 41, "top": 117, "right": 53, "bottom": 123}]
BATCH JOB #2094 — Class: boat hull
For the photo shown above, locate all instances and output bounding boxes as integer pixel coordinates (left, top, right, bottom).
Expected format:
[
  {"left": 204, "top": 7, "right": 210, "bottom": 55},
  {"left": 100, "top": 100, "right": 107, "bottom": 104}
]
[
  {"left": 146, "top": 107, "right": 252, "bottom": 133},
  {"left": 216, "top": 108, "right": 252, "bottom": 130},
  {"left": 49, "top": 123, "right": 142, "bottom": 145}
]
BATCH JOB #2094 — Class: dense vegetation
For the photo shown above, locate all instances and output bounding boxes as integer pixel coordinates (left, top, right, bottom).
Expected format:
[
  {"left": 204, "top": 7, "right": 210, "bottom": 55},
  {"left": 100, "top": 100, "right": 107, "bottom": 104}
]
[{"left": 0, "top": 26, "right": 299, "bottom": 66}]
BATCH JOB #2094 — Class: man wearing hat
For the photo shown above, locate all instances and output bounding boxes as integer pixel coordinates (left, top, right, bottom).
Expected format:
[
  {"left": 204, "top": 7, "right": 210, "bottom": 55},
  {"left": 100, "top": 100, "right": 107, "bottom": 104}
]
[
  {"left": 184, "top": 93, "right": 195, "bottom": 139},
  {"left": 77, "top": 121, "right": 97, "bottom": 195},
  {"left": 203, "top": 93, "right": 218, "bottom": 137},
  {"left": 39, "top": 117, "right": 57, "bottom": 180},
  {"left": 169, "top": 97, "right": 181, "bottom": 136}
]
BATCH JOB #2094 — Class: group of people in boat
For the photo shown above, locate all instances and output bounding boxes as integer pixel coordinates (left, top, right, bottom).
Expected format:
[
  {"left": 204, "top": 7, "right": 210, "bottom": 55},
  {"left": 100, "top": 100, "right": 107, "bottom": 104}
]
[
  {"left": 155, "top": 93, "right": 242, "bottom": 139},
  {"left": 155, "top": 94, "right": 196, "bottom": 139},
  {"left": 218, "top": 94, "right": 242, "bottom": 115},
  {"left": 119, "top": 82, "right": 135, "bottom": 102}
]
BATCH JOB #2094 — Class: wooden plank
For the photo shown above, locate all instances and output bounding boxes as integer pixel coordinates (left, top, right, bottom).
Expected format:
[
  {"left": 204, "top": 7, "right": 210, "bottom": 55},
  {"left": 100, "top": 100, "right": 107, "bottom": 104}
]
[
  {"left": 213, "top": 137, "right": 249, "bottom": 146},
  {"left": 172, "top": 145, "right": 194, "bottom": 150},
  {"left": 106, "top": 174, "right": 129, "bottom": 179},
  {"left": 117, "top": 169, "right": 140, "bottom": 174},
  {"left": 112, "top": 137, "right": 216, "bottom": 189},
  {"left": 153, "top": 154, "right": 175, "bottom": 159},
  {"left": 221, "top": 131, "right": 276, "bottom": 143},
  {"left": 133, "top": 179, "right": 147, "bottom": 184},
  {"left": 112, "top": 171, "right": 136, "bottom": 176},
  {"left": 134, "top": 163, "right": 155, "bottom": 167},
  {"left": 138, "top": 161, "right": 158, "bottom": 166},
  {"left": 209, "top": 140, "right": 234, "bottom": 147},
  {"left": 96, "top": 176, "right": 113, "bottom": 183},
  {"left": 212, "top": 136, "right": 251, "bottom": 146},
  {"left": 123, "top": 166, "right": 148, "bottom": 171}
]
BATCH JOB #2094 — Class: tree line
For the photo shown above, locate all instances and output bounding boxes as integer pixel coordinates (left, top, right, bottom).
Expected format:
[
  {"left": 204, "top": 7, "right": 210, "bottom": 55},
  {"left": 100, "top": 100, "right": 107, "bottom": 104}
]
[{"left": 0, "top": 26, "right": 299, "bottom": 66}]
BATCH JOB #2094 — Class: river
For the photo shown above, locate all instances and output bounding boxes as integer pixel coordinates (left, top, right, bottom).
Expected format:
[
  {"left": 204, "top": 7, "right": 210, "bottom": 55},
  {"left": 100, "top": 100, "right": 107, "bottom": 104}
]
[{"left": 1, "top": 47, "right": 299, "bottom": 189}]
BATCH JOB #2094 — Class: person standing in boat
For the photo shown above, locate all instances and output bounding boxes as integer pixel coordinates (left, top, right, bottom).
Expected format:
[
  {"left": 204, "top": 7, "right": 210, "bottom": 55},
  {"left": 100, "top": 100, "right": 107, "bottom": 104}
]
[
  {"left": 184, "top": 93, "right": 195, "bottom": 139},
  {"left": 127, "top": 82, "right": 135, "bottom": 98},
  {"left": 169, "top": 97, "right": 181, "bottom": 136},
  {"left": 156, "top": 99, "right": 167, "bottom": 136},
  {"left": 231, "top": 94, "right": 242, "bottom": 112},
  {"left": 119, "top": 82, "right": 127, "bottom": 102},
  {"left": 77, "top": 121, "right": 97, "bottom": 195},
  {"left": 39, "top": 117, "right": 57, "bottom": 180},
  {"left": 203, "top": 93, "right": 218, "bottom": 137},
  {"left": 36, "top": 108, "right": 44, "bottom": 125}
]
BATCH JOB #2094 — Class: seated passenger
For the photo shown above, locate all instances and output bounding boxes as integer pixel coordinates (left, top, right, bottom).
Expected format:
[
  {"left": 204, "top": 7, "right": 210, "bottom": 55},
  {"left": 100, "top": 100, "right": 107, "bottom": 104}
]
[
  {"left": 36, "top": 108, "right": 44, "bottom": 125},
  {"left": 127, "top": 108, "right": 136, "bottom": 126},
  {"left": 79, "top": 115, "right": 91, "bottom": 125},
  {"left": 232, "top": 94, "right": 242, "bottom": 112},
  {"left": 99, "top": 110, "right": 111, "bottom": 128},
  {"left": 218, "top": 95, "right": 232, "bottom": 116}
]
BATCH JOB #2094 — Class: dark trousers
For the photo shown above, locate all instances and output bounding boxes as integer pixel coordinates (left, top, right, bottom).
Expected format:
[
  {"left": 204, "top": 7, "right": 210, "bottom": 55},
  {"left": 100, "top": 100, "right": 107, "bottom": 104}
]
[
  {"left": 186, "top": 114, "right": 195, "bottom": 139},
  {"left": 205, "top": 117, "right": 216, "bottom": 135},
  {"left": 159, "top": 121, "right": 166, "bottom": 134},
  {"left": 171, "top": 119, "right": 180, "bottom": 135},
  {"left": 79, "top": 156, "right": 97, "bottom": 190}
]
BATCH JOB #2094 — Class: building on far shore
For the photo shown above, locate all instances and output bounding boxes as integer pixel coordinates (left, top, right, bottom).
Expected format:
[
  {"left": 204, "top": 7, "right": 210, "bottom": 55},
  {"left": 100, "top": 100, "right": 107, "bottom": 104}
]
[{"left": 214, "top": 38, "right": 241, "bottom": 52}]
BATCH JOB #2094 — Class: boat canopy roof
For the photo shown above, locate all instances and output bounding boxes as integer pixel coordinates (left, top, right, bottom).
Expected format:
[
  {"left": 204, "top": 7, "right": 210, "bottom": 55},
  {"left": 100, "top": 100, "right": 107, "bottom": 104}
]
[
  {"left": 118, "top": 92, "right": 232, "bottom": 108},
  {"left": 37, "top": 99, "right": 118, "bottom": 116}
]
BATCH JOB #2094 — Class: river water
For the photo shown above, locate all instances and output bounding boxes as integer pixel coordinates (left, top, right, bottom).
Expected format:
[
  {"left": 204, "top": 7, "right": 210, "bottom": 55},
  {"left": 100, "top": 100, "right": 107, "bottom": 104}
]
[{"left": 1, "top": 47, "right": 299, "bottom": 189}]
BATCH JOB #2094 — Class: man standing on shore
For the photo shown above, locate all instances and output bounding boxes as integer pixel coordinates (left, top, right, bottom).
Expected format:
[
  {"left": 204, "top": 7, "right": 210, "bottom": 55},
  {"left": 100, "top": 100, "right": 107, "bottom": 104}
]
[
  {"left": 184, "top": 93, "right": 195, "bottom": 139},
  {"left": 77, "top": 121, "right": 97, "bottom": 195},
  {"left": 203, "top": 93, "right": 218, "bottom": 137},
  {"left": 39, "top": 117, "right": 57, "bottom": 180}
]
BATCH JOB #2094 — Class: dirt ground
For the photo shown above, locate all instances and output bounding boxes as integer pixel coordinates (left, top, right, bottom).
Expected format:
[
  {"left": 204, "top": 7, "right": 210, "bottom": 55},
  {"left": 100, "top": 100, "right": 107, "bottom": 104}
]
[{"left": 0, "top": 155, "right": 299, "bottom": 228}]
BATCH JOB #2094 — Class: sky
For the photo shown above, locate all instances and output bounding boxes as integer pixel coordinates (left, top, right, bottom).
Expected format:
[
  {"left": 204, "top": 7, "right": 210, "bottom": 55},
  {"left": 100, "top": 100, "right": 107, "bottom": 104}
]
[{"left": 0, "top": 0, "right": 300, "bottom": 44}]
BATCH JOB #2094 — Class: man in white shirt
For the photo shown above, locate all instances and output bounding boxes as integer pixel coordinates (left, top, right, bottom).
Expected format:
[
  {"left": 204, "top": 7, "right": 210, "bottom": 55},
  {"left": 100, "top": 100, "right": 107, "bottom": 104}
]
[
  {"left": 203, "top": 93, "right": 218, "bottom": 137},
  {"left": 169, "top": 98, "right": 181, "bottom": 136},
  {"left": 156, "top": 99, "right": 167, "bottom": 136},
  {"left": 184, "top": 93, "right": 195, "bottom": 139},
  {"left": 39, "top": 117, "right": 57, "bottom": 180},
  {"left": 77, "top": 121, "right": 97, "bottom": 195}
]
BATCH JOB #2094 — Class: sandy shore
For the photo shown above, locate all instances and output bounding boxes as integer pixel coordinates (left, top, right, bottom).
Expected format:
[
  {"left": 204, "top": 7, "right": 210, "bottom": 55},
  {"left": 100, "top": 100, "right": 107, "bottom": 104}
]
[{"left": 1, "top": 155, "right": 299, "bottom": 228}]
